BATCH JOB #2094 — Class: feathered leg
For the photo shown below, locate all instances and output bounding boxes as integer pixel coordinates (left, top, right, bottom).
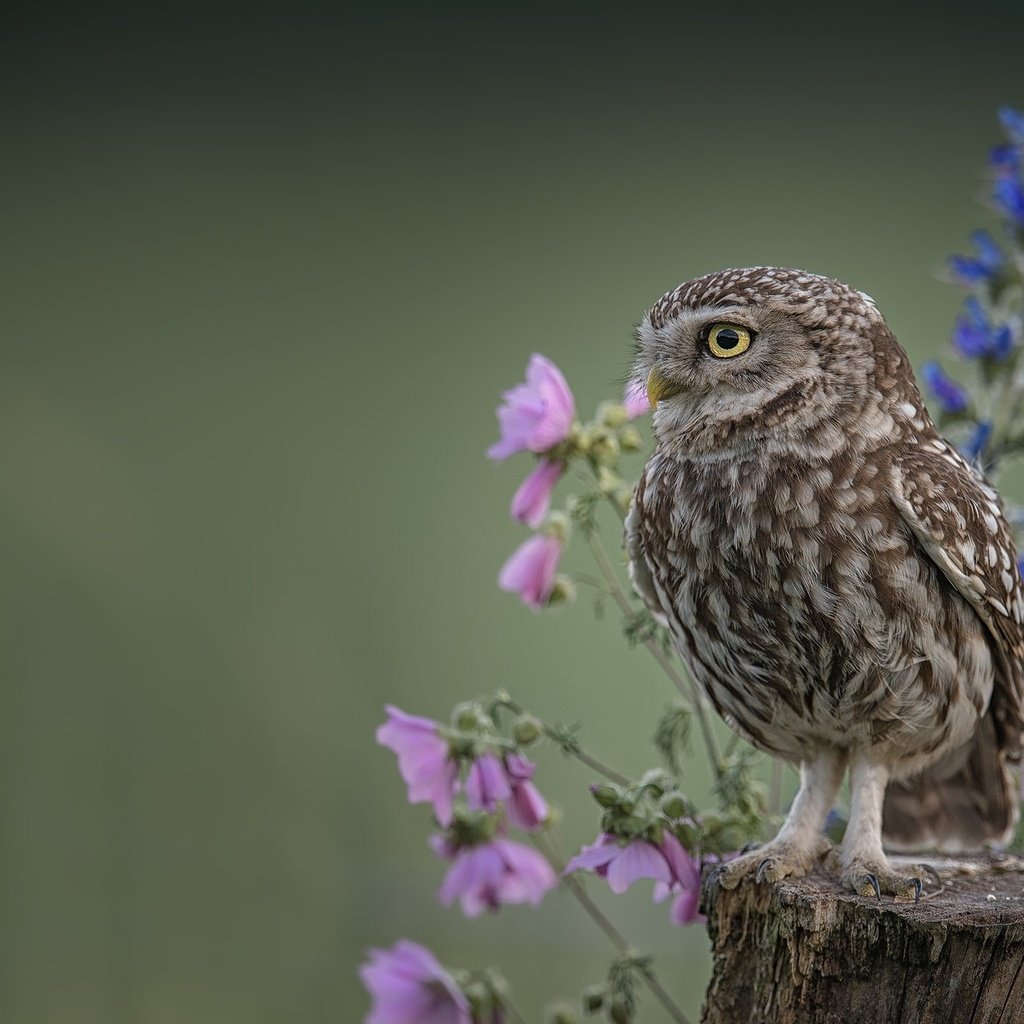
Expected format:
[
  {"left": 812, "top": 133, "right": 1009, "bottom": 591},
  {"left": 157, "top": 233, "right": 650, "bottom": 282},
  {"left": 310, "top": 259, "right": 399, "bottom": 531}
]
[
  {"left": 719, "top": 748, "right": 845, "bottom": 889},
  {"left": 842, "top": 752, "right": 923, "bottom": 900}
]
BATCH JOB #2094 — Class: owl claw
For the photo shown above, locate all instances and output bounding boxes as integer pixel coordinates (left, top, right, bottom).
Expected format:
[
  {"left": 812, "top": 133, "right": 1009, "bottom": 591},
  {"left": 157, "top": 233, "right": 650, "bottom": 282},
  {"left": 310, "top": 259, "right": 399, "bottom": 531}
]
[
  {"left": 740, "top": 841, "right": 761, "bottom": 855},
  {"left": 857, "top": 873, "right": 882, "bottom": 900},
  {"left": 842, "top": 859, "right": 924, "bottom": 901},
  {"left": 717, "top": 837, "right": 832, "bottom": 889}
]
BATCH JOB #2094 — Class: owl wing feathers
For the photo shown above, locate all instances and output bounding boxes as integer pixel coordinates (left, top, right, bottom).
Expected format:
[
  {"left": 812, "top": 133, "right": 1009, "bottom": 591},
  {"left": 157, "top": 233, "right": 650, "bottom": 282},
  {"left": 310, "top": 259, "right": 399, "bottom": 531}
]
[
  {"left": 884, "top": 440, "right": 1024, "bottom": 850},
  {"left": 887, "top": 441, "right": 1024, "bottom": 755}
]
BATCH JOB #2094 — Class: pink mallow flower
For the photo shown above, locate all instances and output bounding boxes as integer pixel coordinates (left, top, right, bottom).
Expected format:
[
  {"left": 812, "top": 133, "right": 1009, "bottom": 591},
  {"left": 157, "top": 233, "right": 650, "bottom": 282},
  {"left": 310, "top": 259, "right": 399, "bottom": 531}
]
[
  {"left": 653, "top": 830, "right": 705, "bottom": 925},
  {"left": 359, "top": 939, "right": 470, "bottom": 1024},
  {"left": 504, "top": 753, "right": 549, "bottom": 831},
  {"left": 465, "top": 753, "right": 512, "bottom": 813},
  {"left": 488, "top": 354, "right": 575, "bottom": 460},
  {"left": 564, "top": 833, "right": 673, "bottom": 895},
  {"left": 624, "top": 376, "right": 651, "bottom": 418},
  {"left": 376, "top": 706, "right": 458, "bottom": 826},
  {"left": 498, "top": 534, "right": 561, "bottom": 608},
  {"left": 510, "top": 458, "right": 564, "bottom": 528},
  {"left": 434, "top": 836, "right": 557, "bottom": 917}
]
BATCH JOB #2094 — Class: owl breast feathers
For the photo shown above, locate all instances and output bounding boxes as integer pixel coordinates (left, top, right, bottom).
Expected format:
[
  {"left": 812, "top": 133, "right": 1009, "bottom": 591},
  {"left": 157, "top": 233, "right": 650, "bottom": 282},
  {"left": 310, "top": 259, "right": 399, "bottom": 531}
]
[{"left": 626, "top": 267, "right": 1024, "bottom": 892}]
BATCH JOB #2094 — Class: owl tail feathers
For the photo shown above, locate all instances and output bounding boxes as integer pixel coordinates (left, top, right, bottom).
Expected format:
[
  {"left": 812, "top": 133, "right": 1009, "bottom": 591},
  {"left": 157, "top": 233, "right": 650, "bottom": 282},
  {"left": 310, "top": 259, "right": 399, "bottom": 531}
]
[{"left": 881, "top": 713, "right": 1019, "bottom": 854}]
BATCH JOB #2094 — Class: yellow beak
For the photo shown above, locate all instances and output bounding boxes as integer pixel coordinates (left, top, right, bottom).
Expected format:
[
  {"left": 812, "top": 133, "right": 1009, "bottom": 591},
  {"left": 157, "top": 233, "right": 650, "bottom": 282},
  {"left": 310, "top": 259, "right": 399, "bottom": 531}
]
[{"left": 646, "top": 367, "right": 683, "bottom": 409}]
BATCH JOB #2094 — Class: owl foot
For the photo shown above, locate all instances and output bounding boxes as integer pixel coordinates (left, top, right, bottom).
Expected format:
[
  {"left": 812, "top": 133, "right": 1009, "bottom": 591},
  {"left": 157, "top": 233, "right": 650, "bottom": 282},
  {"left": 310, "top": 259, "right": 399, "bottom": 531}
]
[
  {"left": 717, "top": 836, "right": 833, "bottom": 890},
  {"left": 841, "top": 859, "right": 923, "bottom": 902}
]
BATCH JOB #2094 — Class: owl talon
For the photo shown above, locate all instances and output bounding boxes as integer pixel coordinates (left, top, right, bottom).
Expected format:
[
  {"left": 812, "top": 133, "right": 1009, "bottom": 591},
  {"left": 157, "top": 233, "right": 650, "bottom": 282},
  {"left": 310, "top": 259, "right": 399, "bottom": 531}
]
[
  {"left": 843, "top": 859, "right": 924, "bottom": 901},
  {"left": 740, "top": 841, "right": 761, "bottom": 854}
]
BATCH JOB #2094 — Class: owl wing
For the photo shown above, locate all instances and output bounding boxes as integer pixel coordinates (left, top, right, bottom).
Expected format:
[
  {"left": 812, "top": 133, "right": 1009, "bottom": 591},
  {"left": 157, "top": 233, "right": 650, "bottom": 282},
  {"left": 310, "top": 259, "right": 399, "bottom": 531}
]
[{"left": 888, "top": 438, "right": 1024, "bottom": 756}]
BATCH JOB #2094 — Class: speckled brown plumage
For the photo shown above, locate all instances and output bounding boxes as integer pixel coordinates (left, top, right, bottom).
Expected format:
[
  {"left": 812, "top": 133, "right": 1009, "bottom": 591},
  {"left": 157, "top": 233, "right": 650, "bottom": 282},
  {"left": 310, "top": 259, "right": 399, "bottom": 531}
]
[{"left": 626, "top": 267, "right": 1024, "bottom": 896}]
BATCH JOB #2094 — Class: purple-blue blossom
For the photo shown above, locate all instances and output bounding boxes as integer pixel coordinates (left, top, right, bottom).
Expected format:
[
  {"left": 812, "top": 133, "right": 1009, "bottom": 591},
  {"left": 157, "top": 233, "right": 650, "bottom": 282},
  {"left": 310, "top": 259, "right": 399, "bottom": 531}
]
[
  {"left": 920, "top": 361, "right": 969, "bottom": 415},
  {"left": 963, "top": 420, "right": 993, "bottom": 463},
  {"left": 948, "top": 230, "right": 1003, "bottom": 285},
  {"left": 953, "top": 297, "right": 1014, "bottom": 361}
]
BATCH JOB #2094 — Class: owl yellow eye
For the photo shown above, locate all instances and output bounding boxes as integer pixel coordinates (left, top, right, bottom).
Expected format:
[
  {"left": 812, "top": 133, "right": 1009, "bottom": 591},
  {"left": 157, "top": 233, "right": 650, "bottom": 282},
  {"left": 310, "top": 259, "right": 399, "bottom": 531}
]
[{"left": 707, "top": 324, "right": 753, "bottom": 359}]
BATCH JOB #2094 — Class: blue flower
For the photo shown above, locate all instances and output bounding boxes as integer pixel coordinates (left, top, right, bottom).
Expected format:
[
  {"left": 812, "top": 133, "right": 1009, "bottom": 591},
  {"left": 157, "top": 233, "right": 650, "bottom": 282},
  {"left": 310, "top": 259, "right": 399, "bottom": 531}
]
[
  {"left": 953, "top": 297, "right": 1014, "bottom": 361},
  {"left": 993, "top": 175, "right": 1024, "bottom": 226},
  {"left": 990, "top": 143, "right": 1020, "bottom": 176},
  {"left": 920, "top": 361, "right": 969, "bottom": 414},
  {"left": 999, "top": 106, "right": 1024, "bottom": 145},
  {"left": 963, "top": 420, "right": 992, "bottom": 463},
  {"left": 948, "top": 230, "right": 1004, "bottom": 285}
]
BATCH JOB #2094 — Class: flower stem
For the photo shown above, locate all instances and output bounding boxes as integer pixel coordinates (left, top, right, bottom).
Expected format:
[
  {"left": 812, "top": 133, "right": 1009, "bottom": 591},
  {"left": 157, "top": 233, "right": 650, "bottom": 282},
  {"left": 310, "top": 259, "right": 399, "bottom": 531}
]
[
  {"left": 585, "top": 531, "right": 723, "bottom": 783},
  {"left": 534, "top": 834, "right": 693, "bottom": 1024},
  {"left": 547, "top": 736, "right": 632, "bottom": 787}
]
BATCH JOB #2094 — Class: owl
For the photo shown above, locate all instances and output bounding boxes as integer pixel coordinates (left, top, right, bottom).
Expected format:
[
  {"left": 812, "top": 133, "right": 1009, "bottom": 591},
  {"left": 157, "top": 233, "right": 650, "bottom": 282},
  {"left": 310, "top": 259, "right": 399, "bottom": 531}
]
[{"left": 626, "top": 267, "right": 1024, "bottom": 898}]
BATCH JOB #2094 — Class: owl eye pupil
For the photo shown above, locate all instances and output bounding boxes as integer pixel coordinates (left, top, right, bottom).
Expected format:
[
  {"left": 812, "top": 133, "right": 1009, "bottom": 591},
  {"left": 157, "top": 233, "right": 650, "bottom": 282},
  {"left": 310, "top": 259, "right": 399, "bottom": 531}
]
[{"left": 715, "top": 328, "right": 740, "bottom": 349}]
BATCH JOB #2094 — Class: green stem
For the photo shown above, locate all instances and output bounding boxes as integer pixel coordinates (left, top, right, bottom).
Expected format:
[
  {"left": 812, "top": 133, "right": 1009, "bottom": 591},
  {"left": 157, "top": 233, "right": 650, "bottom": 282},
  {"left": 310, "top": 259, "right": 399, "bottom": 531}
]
[
  {"left": 586, "top": 531, "right": 723, "bottom": 783},
  {"left": 547, "top": 735, "right": 632, "bottom": 787},
  {"left": 534, "top": 834, "right": 692, "bottom": 1024}
]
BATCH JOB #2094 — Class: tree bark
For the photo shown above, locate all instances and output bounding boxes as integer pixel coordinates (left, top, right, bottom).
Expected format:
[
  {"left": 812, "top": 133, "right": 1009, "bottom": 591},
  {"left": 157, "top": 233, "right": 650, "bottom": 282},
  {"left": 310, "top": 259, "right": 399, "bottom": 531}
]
[{"left": 701, "top": 855, "right": 1024, "bottom": 1024}]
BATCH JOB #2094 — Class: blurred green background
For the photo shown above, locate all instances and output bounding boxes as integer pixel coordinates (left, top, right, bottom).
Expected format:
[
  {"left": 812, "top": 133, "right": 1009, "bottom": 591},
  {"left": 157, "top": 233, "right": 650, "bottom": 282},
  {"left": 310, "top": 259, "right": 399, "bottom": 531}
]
[{"left": 3, "top": 5, "right": 1024, "bottom": 1022}]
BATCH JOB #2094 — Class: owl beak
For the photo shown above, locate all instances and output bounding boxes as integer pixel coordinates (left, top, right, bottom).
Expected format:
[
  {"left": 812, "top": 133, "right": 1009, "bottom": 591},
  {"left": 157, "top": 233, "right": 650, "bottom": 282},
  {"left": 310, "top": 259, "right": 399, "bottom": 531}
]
[{"left": 646, "top": 366, "right": 684, "bottom": 409}]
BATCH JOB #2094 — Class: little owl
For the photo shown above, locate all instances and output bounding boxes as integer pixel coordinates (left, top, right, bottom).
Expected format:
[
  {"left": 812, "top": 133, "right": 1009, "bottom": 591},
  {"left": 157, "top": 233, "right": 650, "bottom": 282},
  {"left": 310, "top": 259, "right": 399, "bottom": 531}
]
[{"left": 626, "top": 267, "right": 1024, "bottom": 898}]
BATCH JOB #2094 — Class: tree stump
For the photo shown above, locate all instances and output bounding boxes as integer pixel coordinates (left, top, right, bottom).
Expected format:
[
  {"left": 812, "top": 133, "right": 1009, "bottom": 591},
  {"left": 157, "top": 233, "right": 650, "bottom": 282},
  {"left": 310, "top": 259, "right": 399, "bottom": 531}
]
[{"left": 701, "top": 855, "right": 1024, "bottom": 1024}]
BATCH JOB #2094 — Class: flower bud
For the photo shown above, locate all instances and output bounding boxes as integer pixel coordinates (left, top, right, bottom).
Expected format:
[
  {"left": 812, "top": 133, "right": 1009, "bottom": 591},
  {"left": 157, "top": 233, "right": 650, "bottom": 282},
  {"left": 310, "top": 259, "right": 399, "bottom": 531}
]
[
  {"left": 595, "top": 465, "right": 621, "bottom": 495},
  {"left": 598, "top": 401, "right": 629, "bottom": 429},
  {"left": 619, "top": 425, "right": 643, "bottom": 452},
  {"left": 589, "top": 427, "right": 620, "bottom": 465},
  {"left": 452, "top": 701, "right": 491, "bottom": 732},
  {"left": 659, "top": 791, "right": 689, "bottom": 819},
  {"left": 590, "top": 784, "right": 622, "bottom": 808},
  {"left": 581, "top": 985, "right": 605, "bottom": 1012},
  {"left": 609, "top": 998, "right": 633, "bottom": 1024},
  {"left": 638, "top": 768, "right": 672, "bottom": 795},
  {"left": 545, "top": 510, "right": 571, "bottom": 544},
  {"left": 546, "top": 574, "right": 576, "bottom": 606},
  {"left": 512, "top": 714, "right": 542, "bottom": 745}
]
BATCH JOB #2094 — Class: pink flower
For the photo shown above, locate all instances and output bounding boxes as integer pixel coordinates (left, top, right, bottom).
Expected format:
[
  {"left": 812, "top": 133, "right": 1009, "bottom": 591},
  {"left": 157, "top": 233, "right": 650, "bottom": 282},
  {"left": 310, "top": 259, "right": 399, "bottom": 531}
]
[
  {"left": 488, "top": 354, "right": 575, "bottom": 460},
  {"left": 359, "top": 939, "right": 470, "bottom": 1024},
  {"left": 436, "top": 837, "right": 557, "bottom": 916},
  {"left": 653, "top": 831, "right": 704, "bottom": 925},
  {"left": 465, "top": 754, "right": 512, "bottom": 813},
  {"left": 564, "top": 833, "right": 673, "bottom": 895},
  {"left": 498, "top": 535, "right": 561, "bottom": 608},
  {"left": 376, "top": 706, "right": 458, "bottom": 826},
  {"left": 624, "top": 376, "right": 651, "bottom": 418},
  {"left": 504, "top": 753, "right": 549, "bottom": 831},
  {"left": 510, "top": 459, "right": 564, "bottom": 528}
]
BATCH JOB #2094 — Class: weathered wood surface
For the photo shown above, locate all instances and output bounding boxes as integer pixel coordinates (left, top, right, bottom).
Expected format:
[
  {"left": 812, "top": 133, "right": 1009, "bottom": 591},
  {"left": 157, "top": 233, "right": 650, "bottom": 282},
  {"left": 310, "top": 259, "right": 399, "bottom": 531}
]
[{"left": 701, "top": 855, "right": 1024, "bottom": 1024}]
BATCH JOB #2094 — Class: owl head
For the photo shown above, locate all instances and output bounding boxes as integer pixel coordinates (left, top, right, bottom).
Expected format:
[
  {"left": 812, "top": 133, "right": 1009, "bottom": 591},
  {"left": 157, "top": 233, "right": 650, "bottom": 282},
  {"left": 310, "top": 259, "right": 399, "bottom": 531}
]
[{"left": 633, "top": 267, "right": 919, "bottom": 455}]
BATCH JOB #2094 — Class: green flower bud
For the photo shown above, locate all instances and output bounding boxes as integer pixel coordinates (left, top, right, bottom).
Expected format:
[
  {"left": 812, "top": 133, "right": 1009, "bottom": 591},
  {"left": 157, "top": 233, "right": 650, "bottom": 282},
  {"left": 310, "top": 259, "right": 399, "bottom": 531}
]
[
  {"left": 598, "top": 401, "right": 629, "bottom": 429},
  {"left": 609, "top": 998, "right": 633, "bottom": 1024},
  {"left": 545, "top": 510, "right": 571, "bottom": 544},
  {"left": 581, "top": 985, "right": 605, "bottom": 1013},
  {"left": 595, "top": 465, "right": 621, "bottom": 496},
  {"left": 590, "top": 784, "right": 621, "bottom": 809},
  {"left": 619, "top": 425, "right": 643, "bottom": 452},
  {"left": 638, "top": 768, "right": 672, "bottom": 795},
  {"left": 452, "top": 701, "right": 491, "bottom": 732},
  {"left": 659, "top": 791, "right": 689, "bottom": 819},
  {"left": 589, "top": 427, "right": 620, "bottom": 465},
  {"left": 512, "top": 714, "right": 542, "bottom": 745},
  {"left": 463, "top": 979, "right": 491, "bottom": 1014},
  {"left": 547, "top": 574, "right": 577, "bottom": 606},
  {"left": 676, "top": 819, "right": 700, "bottom": 848}
]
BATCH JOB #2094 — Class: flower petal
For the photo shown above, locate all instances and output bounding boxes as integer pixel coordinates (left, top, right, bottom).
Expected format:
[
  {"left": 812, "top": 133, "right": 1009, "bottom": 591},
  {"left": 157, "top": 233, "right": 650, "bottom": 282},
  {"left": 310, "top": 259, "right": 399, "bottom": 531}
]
[{"left": 605, "top": 841, "right": 672, "bottom": 895}]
